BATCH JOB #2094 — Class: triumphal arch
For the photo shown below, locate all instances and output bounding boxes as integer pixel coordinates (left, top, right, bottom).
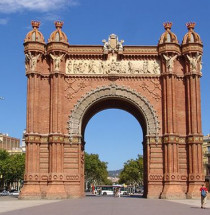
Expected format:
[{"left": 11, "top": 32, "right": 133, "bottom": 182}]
[{"left": 20, "top": 21, "right": 204, "bottom": 199}]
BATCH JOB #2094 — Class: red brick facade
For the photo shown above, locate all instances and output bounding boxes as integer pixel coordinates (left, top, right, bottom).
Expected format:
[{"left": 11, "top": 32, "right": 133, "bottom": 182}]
[{"left": 20, "top": 21, "right": 204, "bottom": 199}]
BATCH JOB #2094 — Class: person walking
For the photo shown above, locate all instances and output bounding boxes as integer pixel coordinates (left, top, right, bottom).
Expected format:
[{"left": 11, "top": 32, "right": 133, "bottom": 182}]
[{"left": 200, "top": 184, "right": 208, "bottom": 209}]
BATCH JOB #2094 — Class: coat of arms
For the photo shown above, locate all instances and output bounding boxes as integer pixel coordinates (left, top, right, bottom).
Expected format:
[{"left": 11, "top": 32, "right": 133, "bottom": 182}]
[{"left": 102, "top": 34, "right": 124, "bottom": 54}]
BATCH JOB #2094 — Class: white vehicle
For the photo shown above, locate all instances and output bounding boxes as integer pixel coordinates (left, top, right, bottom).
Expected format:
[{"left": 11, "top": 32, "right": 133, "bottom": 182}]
[
  {"left": 10, "top": 190, "right": 19, "bottom": 196},
  {"left": 96, "top": 185, "right": 128, "bottom": 196},
  {"left": 96, "top": 185, "right": 114, "bottom": 195}
]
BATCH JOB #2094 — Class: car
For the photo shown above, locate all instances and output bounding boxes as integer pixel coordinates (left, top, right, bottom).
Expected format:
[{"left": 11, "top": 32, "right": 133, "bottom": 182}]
[
  {"left": 10, "top": 190, "right": 19, "bottom": 196},
  {"left": 0, "top": 190, "right": 10, "bottom": 196}
]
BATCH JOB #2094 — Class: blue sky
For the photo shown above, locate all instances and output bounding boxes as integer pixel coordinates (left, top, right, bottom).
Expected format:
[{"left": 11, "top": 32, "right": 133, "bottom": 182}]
[{"left": 0, "top": 0, "right": 210, "bottom": 170}]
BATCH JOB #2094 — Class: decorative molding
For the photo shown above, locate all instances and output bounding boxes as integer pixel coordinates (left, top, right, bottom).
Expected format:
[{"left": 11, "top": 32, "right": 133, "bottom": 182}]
[
  {"left": 140, "top": 80, "right": 161, "bottom": 102},
  {"left": 187, "top": 136, "right": 203, "bottom": 143},
  {"left": 149, "top": 174, "right": 163, "bottom": 181},
  {"left": 66, "top": 56, "right": 160, "bottom": 75},
  {"left": 64, "top": 79, "right": 88, "bottom": 100},
  {"left": 68, "top": 84, "right": 160, "bottom": 141}
]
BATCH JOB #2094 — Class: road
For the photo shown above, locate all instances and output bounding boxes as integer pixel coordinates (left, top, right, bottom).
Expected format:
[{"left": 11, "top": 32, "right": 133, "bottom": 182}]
[{"left": 0, "top": 195, "right": 210, "bottom": 215}]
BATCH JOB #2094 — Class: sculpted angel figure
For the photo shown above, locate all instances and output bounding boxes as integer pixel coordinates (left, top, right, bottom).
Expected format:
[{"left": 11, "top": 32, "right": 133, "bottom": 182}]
[
  {"left": 163, "top": 54, "right": 177, "bottom": 72},
  {"left": 186, "top": 54, "right": 202, "bottom": 72},
  {"left": 50, "top": 54, "right": 64, "bottom": 71},
  {"left": 25, "top": 52, "right": 40, "bottom": 71}
]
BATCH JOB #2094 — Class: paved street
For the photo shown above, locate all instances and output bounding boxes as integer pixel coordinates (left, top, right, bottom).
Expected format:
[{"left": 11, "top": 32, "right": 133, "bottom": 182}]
[{"left": 0, "top": 195, "right": 210, "bottom": 215}]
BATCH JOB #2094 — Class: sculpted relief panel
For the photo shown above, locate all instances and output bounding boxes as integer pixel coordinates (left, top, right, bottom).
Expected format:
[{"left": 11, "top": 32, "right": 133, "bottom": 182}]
[{"left": 66, "top": 58, "right": 160, "bottom": 75}]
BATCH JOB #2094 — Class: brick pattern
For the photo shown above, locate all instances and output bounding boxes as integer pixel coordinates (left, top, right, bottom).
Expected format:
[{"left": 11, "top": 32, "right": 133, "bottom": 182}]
[{"left": 20, "top": 31, "right": 204, "bottom": 200}]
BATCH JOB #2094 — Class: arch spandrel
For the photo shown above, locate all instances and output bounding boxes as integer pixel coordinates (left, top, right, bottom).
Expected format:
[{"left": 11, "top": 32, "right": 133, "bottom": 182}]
[{"left": 68, "top": 84, "right": 160, "bottom": 141}]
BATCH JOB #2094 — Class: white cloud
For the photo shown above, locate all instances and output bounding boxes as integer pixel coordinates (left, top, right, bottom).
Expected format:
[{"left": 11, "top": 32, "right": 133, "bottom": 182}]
[
  {"left": 43, "top": 13, "right": 62, "bottom": 22},
  {"left": 0, "top": 0, "right": 78, "bottom": 13},
  {"left": 0, "top": 18, "right": 9, "bottom": 25}
]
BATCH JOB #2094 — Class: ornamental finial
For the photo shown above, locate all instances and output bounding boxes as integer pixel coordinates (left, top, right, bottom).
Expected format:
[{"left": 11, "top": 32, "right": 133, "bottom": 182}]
[
  {"left": 54, "top": 21, "right": 64, "bottom": 29},
  {"left": 163, "top": 22, "right": 172, "bottom": 30},
  {"left": 31, "top": 21, "right": 40, "bottom": 29},
  {"left": 186, "top": 22, "right": 196, "bottom": 30}
]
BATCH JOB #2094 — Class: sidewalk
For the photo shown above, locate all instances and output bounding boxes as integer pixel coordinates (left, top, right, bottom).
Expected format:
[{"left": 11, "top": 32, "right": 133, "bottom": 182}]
[{"left": 0, "top": 196, "right": 60, "bottom": 213}]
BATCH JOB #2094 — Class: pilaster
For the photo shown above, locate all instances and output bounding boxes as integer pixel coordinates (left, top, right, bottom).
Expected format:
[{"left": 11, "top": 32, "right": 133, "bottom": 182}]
[
  {"left": 46, "top": 134, "right": 67, "bottom": 199},
  {"left": 158, "top": 34, "right": 186, "bottom": 198}
]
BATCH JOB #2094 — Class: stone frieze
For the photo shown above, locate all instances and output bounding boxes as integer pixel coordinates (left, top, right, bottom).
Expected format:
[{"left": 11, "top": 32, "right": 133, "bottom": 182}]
[{"left": 66, "top": 58, "right": 160, "bottom": 75}]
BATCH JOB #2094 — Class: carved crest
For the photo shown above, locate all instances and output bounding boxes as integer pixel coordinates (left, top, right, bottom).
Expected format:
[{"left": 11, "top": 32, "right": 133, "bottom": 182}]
[
  {"left": 109, "top": 34, "right": 117, "bottom": 49},
  {"left": 102, "top": 34, "right": 124, "bottom": 53}
]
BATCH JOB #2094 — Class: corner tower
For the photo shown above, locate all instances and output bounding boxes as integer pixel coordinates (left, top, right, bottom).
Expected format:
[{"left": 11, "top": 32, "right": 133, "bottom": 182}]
[{"left": 182, "top": 22, "right": 204, "bottom": 198}]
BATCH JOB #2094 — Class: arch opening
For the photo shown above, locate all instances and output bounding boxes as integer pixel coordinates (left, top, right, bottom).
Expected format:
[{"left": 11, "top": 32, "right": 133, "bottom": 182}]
[
  {"left": 68, "top": 85, "right": 160, "bottom": 198},
  {"left": 84, "top": 108, "right": 144, "bottom": 196},
  {"left": 81, "top": 98, "right": 147, "bottom": 139}
]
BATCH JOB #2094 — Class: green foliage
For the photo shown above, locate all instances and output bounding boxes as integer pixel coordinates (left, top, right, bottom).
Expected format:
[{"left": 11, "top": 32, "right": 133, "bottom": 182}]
[
  {"left": 85, "top": 152, "right": 111, "bottom": 185},
  {"left": 119, "top": 155, "right": 143, "bottom": 186},
  {"left": 0, "top": 150, "right": 9, "bottom": 160},
  {"left": 0, "top": 150, "right": 25, "bottom": 188}
]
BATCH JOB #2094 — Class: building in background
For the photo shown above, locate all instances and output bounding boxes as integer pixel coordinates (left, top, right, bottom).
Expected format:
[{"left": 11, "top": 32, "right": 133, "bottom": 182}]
[
  {"left": 0, "top": 133, "right": 21, "bottom": 154},
  {"left": 21, "top": 130, "right": 26, "bottom": 153},
  {"left": 203, "top": 134, "right": 210, "bottom": 189}
]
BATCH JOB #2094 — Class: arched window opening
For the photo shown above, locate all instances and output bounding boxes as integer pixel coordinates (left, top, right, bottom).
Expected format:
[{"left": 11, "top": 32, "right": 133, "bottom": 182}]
[
  {"left": 32, "top": 32, "right": 36, "bottom": 41},
  {"left": 55, "top": 32, "right": 60, "bottom": 42},
  {"left": 166, "top": 33, "right": 171, "bottom": 42},
  {"left": 190, "top": 34, "right": 195, "bottom": 42}
]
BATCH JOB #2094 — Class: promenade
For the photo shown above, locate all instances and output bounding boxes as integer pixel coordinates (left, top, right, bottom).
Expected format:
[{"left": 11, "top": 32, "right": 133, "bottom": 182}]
[{"left": 0, "top": 195, "right": 210, "bottom": 215}]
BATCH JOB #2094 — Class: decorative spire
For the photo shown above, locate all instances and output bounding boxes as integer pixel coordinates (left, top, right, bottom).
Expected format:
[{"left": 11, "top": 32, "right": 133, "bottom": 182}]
[
  {"left": 24, "top": 20, "right": 45, "bottom": 43},
  {"left": 31, "top": 21, "right": 40, "bottom": 29},
  {"left": 163, "top": 22, "right": 172, "bottom": 30},
  {"left": 48, "top": 21, "right": 68, "bottom": 43},
  {"left": 55, "top": 21, "right": 64, "bottom": 29},
  {"left": 182, "top": 22, "right": 202, "bottom": 45},
  {"left": 158, "top": 21, "right": 178, "bottom": 45},
  {"left": 186, "top": 22, "right": 196, "bottom": 31}
]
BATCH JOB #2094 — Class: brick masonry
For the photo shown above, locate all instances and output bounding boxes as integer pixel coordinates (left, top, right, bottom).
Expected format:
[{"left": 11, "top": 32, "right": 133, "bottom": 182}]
[{"left": 20, "top": 21, "right": 204, "bottom": 199}]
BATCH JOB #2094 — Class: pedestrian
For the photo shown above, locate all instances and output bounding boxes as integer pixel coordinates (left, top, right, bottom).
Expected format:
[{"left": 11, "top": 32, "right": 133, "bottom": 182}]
[
  {"left": 92, "top": 185, "right": 95, "bottom": 195},
  {"left": 118, "top": 187, "right": 121, "bottom": 198},
  {"left": 200, "top": 184, "right": 208, "bottom": 209}
]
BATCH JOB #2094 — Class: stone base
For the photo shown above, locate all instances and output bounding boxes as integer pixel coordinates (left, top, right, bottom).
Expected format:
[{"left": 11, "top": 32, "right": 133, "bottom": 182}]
[
  {"left": 65, "top": 184, "right": 84, "bottom": 198},
  {"left": 146, "top": 183, "right": 163, "bottom": 199},
  {"left": 187, "top": 183, "right": 202, "bottom": 199},
  {"left": 45, "top": 183, "right": 68, "bottom": 199},
  {"left": 161, "top": 184, "right": 186, "bottom": 199},
  {"left": 19, "top": 184, "right": 42, "bottom": 200}
]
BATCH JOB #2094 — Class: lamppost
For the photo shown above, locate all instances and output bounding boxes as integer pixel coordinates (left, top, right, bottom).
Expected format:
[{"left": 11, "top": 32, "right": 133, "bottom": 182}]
[{"left": 0, "top": 175, "right": 2, "bottom": 189}]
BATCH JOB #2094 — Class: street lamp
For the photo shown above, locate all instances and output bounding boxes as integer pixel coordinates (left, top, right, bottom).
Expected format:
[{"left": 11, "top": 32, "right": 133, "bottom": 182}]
[{"left": 0, "top": 175, "right": 2, "bottom": 189}]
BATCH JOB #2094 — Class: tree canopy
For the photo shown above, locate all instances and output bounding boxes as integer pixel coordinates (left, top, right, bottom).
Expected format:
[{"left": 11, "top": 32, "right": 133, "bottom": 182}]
[
  {"left": 118, "top": 155, "right": 143, "bottom": 186},
  {"left": 0, "top": 150, "right": 25, "bottom": 189},
  {"left": 85, "top": 152, "right": 111, "bottom": 185}
]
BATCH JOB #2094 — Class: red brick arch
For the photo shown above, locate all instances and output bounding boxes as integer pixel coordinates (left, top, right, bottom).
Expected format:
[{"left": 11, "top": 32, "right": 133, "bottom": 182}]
[
  {"left": 20, "top": 24, "right": 204, "bottom": 200},
  {"left": 69, "top": 84, "right": 160, "bottom": 140}
]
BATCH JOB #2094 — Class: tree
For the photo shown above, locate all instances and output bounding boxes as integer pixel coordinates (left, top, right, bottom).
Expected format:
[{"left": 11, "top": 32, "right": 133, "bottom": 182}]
[
  {"left": 0, "top": 150, "right": 25, "bottom": 190},
  {"left": 85, "top": 152, "right": 111, "bottom": 186},
  {"left": 118, "top": 155, "right": 143, "bottom": 186},
  {"left": 0, "top": 150, "right": 9, "bottom": 189}
]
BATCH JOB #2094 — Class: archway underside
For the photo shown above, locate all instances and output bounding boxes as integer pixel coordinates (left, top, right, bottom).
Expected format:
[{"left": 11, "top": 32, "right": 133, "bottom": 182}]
[
  {"left": 69, "top": 84, "right": 160, "bottom": 140},
  {"left": 81, "top": 98, "right": 147, "bottom": 138}
]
